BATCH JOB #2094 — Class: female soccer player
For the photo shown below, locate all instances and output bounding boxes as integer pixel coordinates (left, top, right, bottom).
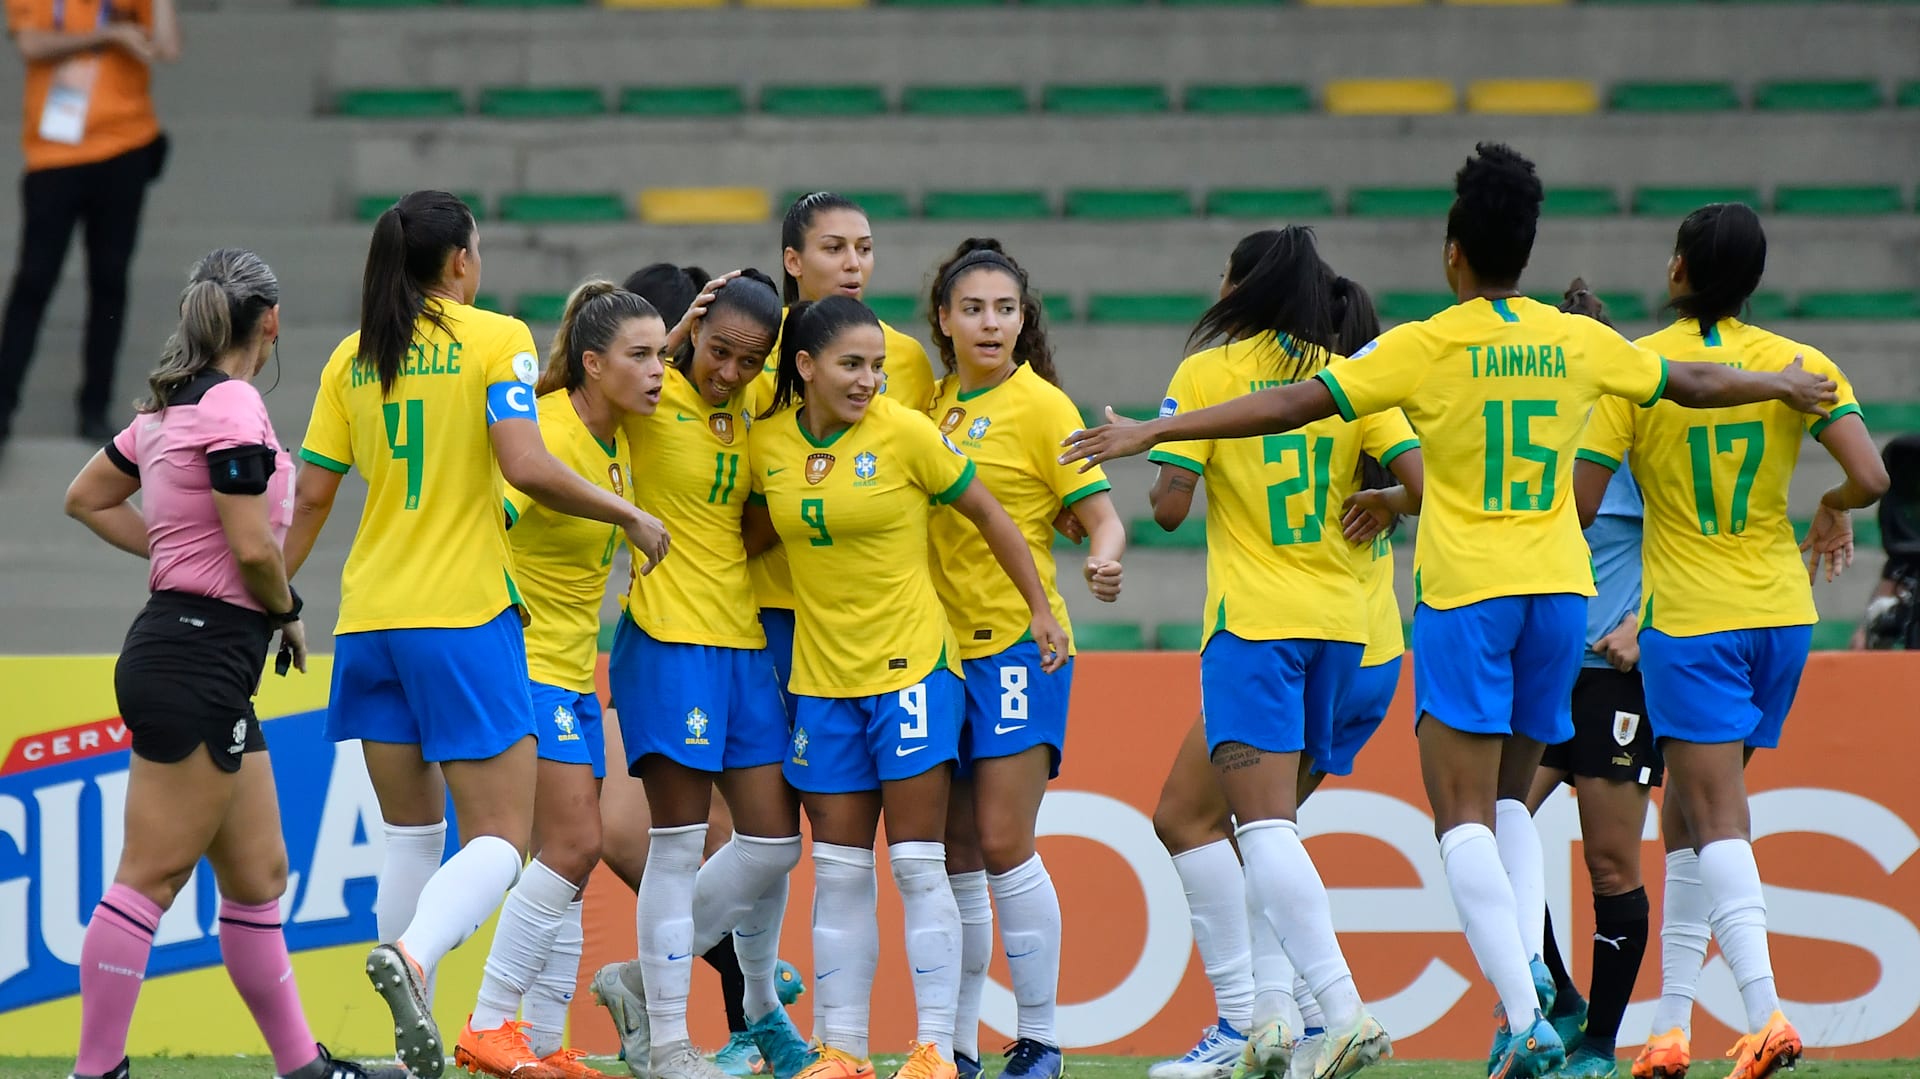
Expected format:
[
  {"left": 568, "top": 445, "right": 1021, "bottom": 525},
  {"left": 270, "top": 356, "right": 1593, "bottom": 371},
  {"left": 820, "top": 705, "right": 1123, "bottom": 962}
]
[
  {"left": 453, "top": 280, "right": 667, "bottom": 1079},
  {"left": 284, "top": 190, "right": 669, "bottom": 1079},
  {"left": 1059, "top": 145, "right": 1838, "bottom": 1079},
  {"left": 1572, "top": 204, "right": 1887, "bottom": 1079},
  {"left": 751, "top": 296, "right": 1065, "bottom": 1079},
  {"left": 923, "top": 239, "right": 1125, "bottom": 1079},
  {"left": 1146, "top": 231, "right": 1418, "bottom": 1079},
  {"left": 62, "top": 248, "right": 402, "bottom": 1079}
]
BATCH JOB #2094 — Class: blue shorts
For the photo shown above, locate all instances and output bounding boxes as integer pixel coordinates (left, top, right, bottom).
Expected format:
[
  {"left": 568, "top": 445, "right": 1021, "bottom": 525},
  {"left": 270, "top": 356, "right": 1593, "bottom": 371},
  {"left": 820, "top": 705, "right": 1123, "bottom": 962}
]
[
  {"left": 787, "top": 668, "right": 963, "bottom": 793},
  {"left": 1200, "top": 632, "right": 1363, "bottom": 760},
  {"left": 1640, "top": 625, "right": 1812, "bottom": 749},
  {"left": 1412, "top": 594, "right": 1583, "bottom": 744},
  {"left": 529, "top": 682, "right": 606, "bottom": 778},
  {"left": 959, "top": 641, "right": 1072, "bottom": 778},
  {"left": 327, "top": 607, "right": 535, "bottom": 763},
  {"left": 1318, "top": 656, "right": 1402, "bottom": 777},
  {"left": 608, "top": 617, "right": 789, "bottom": 775},
  {"left": 760, "top": 608, "right": 796, "bottom": 715}
]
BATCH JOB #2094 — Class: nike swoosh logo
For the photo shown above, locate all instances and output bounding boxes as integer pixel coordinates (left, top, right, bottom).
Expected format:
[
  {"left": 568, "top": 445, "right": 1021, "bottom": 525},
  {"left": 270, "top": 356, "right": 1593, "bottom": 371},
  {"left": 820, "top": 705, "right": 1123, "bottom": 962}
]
[
  {"left": 666, "top": 952, "right": 691, "bottom": 961},
  {"left": 895, "top": 745, "right": 928, "bottom": 757},
  {"left": 736, "top": 928, "right": 768, "bottom": 939},
  {"left": 817, "top": 968, "right": 840, "bottom": 979},
  {"left": 675, "top": 413, "right": 697, "bottom": 422},
  {"left": 914, "top": 965, "right": 944, "bottom": 974},
  {"left": 767, "top": 467, "right": 787, "bottom": 476},
  {"left": 1005, "top": 948, "right": 1037, "bottom": 959},
  {"left": 994, "top": 723, "right": 1027, "bottom": 735}
]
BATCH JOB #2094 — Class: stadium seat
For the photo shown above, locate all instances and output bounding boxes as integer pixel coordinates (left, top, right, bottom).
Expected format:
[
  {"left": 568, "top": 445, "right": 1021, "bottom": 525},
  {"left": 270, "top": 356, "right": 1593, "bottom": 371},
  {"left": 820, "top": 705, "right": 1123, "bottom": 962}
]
[
  {"left": 922, "top": 190, "right": 1053, "bottom": 220},
  {"left": 1543, "top": 187, "right": 1622, "bottom": 217},
  {"left": 1632, "top": 186, "right": 1761, "bottom": 216},
  {"left": 1808, "top": 620, "right": 1858, "bottom": 652},
  {"left": 603, "top": 0, "right": 728, "bottom": 7},
  {"left": 1155, "top": 623, "right": 1206, "bottom": 651},
  {"left": 1443, "top": 0, "right": 1567, "bottom": 7},
  {"left": 760, "top": 85, "right": 889, "bottom": 116},
  {"left": 1597, "top": 292, "right": 1651, "bottom": 321},
  {"left": 1183, "top": 84, "right": 1313, "bottom": 114},
  {"left": 1754, "top": 80, "right": 1883, "bottom": 112},
  {"left": 638, "top": 188, "right": 771, "bottom": 225},
  {"left": 1609, "top": 81, "right": 1741, "bottom": 112},
  {"left": 597, "top": 618, "right": 618, "bottom": 652},
  {"left": 1206, "top": 188, "right": 1336, "bottom": 218},
  {"left": 355, "top": 192, "right": 485, "bottom": 221},
  {"left": 1064, "top": 188, "right": 1195, "bottom": 220},
  {"left": 1040, "top": 294, "right": 1076, "bottom": 325},
  {"left": 1744, "top": 292, "right": 1791, "bottom": 322},
  {"left": 1162, "top": 0, "right": 1286, "bottom": 6},
  {"left": 1773, "top": 185, "right": 1904, "bottom": 215},
  {"left": 1866, "top": 400, "right": 1920, "bottom": 433},
  {"left": 497, "top": 192, "right": 628, "bottom": 224},
  {"left": 472, "top": 292, "right": 503, "bottom": 313},
  {"left": 864, "top": 294, "right": 920, "bottom": 324},
  {"left": 780, "top": 189, "right": 912, "bottom": 221},
  {"left": 1465, "top": 79, "right": 1599, "bottom": 115},
  {"left": 1079, "top": 403, "right": 1163, "bottom": 426},
  {"left": 1901, "top": 82, "right": 1920, "bottom": 108},
  {"left": 1025, "top": 0, "right": 1150, "bottom": 7},
  {"left": 1042, "top": 84, "right": 1172, "bottom": 114},
  {"left": 1793, "top": 291, "right": 1920, "bottom": 320},
  {"left": 335, "top": 87, "right": 465, "bottom": 119},
  {"left": 1087, "top": 293, "right": 1212, "bottom": 325},
  {"left": 1074, "top": 622, "right": 1148, "bottom": 651},
  {"left": 478, "top": 86, "right": 606, "bottom": 118},
  {"left": 517, "top": 293, "right": 570, "bottom": 323},
  {"left": 1128, "top": 515, "right": 1206, "bottom": 548},
  {"left": 618, "top": 86, "right": 746, "bottom": 116},
  {"left": 1324, "top": 80, "right": 1455, "bottom": 115},
  {"left": 901, "top": 85, "right": 1029, "bottom": 115},
  {"left": 1348, "top": 187, "right": 1455, "bottom": 216},
  {"left": 1379, "top": 291, "right": 1456, "bottom": 321}
]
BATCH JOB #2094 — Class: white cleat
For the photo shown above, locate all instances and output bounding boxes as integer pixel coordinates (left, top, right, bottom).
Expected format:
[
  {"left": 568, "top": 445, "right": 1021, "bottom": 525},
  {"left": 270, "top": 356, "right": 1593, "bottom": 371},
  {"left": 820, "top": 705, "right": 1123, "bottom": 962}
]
[
  {"left": 1288, "top": 1036, "right": 1322, "bottom": 1079},
  {"left": 589, "top": 961, "right": 652, "bottom": 1077},
  {"left": 1151, "top": 1022, "right": 1250, "bottom": 1079},
  {"left": 365, "top": 944, "right": 443, "bottom": 1079},
  {"left": 650, "top": 1042, "right": 734, "bottom": 1079},
  {"left": 1310, "top": 1012, "right": 1391, "bottom": 1079}
]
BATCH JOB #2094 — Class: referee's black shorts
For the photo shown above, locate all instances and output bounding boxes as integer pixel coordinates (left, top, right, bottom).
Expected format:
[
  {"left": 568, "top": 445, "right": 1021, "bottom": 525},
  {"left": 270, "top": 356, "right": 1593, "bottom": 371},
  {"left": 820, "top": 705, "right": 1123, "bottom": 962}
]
[
  {"left": 114, "top": 590, "right": 272, "bottom": 772},
  {"left": 1540, "top": 666, "right": 1663, "bottom": 787}
]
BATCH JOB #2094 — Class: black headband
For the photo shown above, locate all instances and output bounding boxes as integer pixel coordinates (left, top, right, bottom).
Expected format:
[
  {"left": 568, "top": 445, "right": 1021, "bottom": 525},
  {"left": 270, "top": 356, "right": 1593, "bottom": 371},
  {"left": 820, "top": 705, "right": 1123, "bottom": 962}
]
[{"left": 939, "top": 249, "right": 1019, "bottom": 295}]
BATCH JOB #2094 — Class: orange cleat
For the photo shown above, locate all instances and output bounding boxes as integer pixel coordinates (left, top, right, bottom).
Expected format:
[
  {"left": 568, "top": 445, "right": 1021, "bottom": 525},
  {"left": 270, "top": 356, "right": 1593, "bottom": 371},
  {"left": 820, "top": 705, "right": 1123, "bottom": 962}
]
[
  {"left": 538, "top": 1048, "right": 618, "bottom": 1079},
  {"left": 454, "top": 1018, "right": 563, "bottom": 1079},
  {"left": 890, "top": 1043, "right": 957, "bottom": 1079},
  {"left": 1631, "top": 1028, "right": 1691, "bottom": 1079},
  {"left": 793, "top": 1045, "right": 874, "bottom": 1079},
  {"left": 1726, "top": 1012, "right": 1801, "bottom": 1079}
]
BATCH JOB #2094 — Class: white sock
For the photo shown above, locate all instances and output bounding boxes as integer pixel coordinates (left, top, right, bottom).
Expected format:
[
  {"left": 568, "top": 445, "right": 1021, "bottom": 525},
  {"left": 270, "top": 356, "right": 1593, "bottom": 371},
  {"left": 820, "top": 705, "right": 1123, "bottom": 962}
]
[
  {"left": 892, "top": 842, "right": 962, "bottom": 1060},
  {"left": 813, "top": 843, "right": 879, "bottom": 1059},
  {"left": 1651, "top": 849, "right": 1712, "bottom": 1036},
  {"left": 692, "top": 833, "right": 803, "bottom": 955},
  {"left": 1293, "top": 975, "right": 1325, "bottom": 1034},
  {"left": 1238, "top": 819, "right": 1362, "bottom": 1031},
  {"left": 472, "top": 858, "right": 577, "bottom": 1031},
  {"left": 949, "top": 871, "right": 992, "bottom": 1060},
  {"left": 1495, "top": 798, "right": 1547, "bottom": 961},
  {"left": 524, "top": 898, "right": 583, "bottom": 1058},
  {"left": 1698, "top": 839, "right": 1779, "bottom": 1031},
  {"left": 737, "top": 875, "right": 793, "bottom": 1024},
  {"left": 377, "top": 821, "right": 447, "bottom": 944},
  {"left": 1171, "top": 840, "right": 1256, "bottom": 1031},
  {"left": 1246, "top": 872, "right": 1297, "bottom": 1032},
  {"left": 396, "top": 834, "right": 521, "bottom": 984},
  {"left": 989, "top": 855, "right": 1062, "bottom": 1048},
  {"left": 638, "top": 824, "right": 707, "bottom": 1051},
  {"left": 1438, "top": 823, "right": 1539, "bottom": 1023}
]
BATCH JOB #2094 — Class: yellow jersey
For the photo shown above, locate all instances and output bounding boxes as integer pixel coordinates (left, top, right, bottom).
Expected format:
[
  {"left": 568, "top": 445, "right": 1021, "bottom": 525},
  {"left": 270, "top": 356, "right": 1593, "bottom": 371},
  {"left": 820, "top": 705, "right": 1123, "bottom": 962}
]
[
  {"left": 1579, "top": 318, "right": 1860, "bottom": 637},
  {"left": 621, "top": 365, "right": 764, "bottom": 649},
  {"left": 1355, "top": 532, "right": 1403, "bottom": 667},
  {"left": 1151, "top": 334, "right": 1418, "bottom": 647},
  {"left": 504, "top": 391, "right": 630, "bottom": 692},
  {"left": 747, "top": 316, "right": 937, "bottom": 611},
  {"left": 748, "top": 395, "right": 975, "bottom": 697},
  {"left": 1317, "top": 296, "right": 1668, "bottom": 610},
  {"left": 300, "top": 300, "right": 542, "bottom": 633},
  {"left": 928, "top": 364, "right": 1112, "bottom": 660}
]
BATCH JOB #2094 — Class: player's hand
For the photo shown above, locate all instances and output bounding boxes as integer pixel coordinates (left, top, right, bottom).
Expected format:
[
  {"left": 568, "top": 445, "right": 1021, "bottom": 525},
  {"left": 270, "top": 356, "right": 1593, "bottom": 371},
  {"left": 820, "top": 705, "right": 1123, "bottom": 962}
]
[
  {"left": 1596, "top": 616, "right": 1638, "bottom": 672},
  {"left": 1030, "top": 612, "right": 1070, "bottom": 673},
  {"left": 1340, "top": 489, "right": 1395, "bottom": 545},
  {"left": 1799, "top": 498, "right": 1854, "bottom": 583},
  {"left": 1083, "top": 556, "right": 1123, "bottom": 603},
  {"left": 1052, "top": 507, "right": 1086, "bottom": 545},
  {"left": 278, "top": 619, "right": 309, "bottom": 674},
  {"left": 663, "top": 270, "right": 744, "bottom": 355},
  {"left": 1060, "top": 409, "right": 1156, "bottom": 472},
  {"left": 1777, "top": 354, "right": 1839, "bottom": 420},
  {"left": 626, "top": 508, "right": 671, "bottom": 575}
]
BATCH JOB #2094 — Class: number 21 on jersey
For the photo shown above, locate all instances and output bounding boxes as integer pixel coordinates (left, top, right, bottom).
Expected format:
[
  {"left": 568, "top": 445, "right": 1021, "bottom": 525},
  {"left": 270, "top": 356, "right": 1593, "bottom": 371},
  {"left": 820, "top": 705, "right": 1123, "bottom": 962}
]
[{"left": 1263, "top": 433, "right": 1332, "bottom": 545}]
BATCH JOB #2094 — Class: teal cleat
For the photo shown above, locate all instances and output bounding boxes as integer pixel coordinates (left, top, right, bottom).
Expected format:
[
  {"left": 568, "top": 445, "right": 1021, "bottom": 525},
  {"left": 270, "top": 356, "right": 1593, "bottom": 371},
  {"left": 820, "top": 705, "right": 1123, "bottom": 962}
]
[
  {"left": 713, "top": 1032, "right": 764, "bottom": 1077},
  {"left": 747, "top": 1007, "right": 815, "bottom": 1079},
  {"left": 1489, "top": 1006, "right": 1566, "bottom": 1079},
  {"left": 775, "top": 960, "right": 807, "bottom": 1007},
  {"left": 1529, "top": 956, "right": 1557, "bottom": 1016},
  {"left": 1548, "top": 991, "right": 1588, "bottom": 1058},
  {"left": 1556, "top": 1046, "right": 1619, "bottom": 1079}
]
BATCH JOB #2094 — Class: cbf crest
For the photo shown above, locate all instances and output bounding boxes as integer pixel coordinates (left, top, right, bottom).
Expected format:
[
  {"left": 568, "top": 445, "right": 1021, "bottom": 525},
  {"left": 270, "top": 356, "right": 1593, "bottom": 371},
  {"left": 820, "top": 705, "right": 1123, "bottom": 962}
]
[
  {"left": 553, "top": 705, "right": 580, "bottom": 742},
  {"left": 966, "top": 416, "right": 992, "bottom": 441},
  {"left": 708, "top": 411, "right": 735, "bottom": 446},
  {"left": 939, "top": 407, "right": 967, "bottom": 436},
  {"left": 806, "top": 453, "right": 835, "bottom": 485},
  {"left": 685, "top": 707, "right": 711, "bottom": 746},
  {"left": 792, "top": 727, "right": 810, "bottom": 764},
  {"left": 853, "top": 452, "right": 878, "bottom": 485}
]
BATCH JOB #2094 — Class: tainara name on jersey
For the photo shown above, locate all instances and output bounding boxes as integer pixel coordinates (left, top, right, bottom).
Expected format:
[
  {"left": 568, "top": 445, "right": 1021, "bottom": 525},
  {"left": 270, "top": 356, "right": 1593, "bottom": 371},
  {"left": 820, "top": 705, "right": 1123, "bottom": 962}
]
[
  {"left": 349, "top": 342, "right": 464, "bottom": 388},
  {"left": 1468, "top": 343, "right": 1568, "bottom": 380}
]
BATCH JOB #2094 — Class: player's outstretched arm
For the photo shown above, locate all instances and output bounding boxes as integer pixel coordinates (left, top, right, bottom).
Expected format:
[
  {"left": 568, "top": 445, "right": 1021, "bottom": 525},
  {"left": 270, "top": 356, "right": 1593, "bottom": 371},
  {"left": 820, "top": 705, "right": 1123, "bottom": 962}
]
[
  {"left": 1802, "top": 411, "right": 1890, "bottom": 583},
  {"left": 950, "top": 479, "right": 1068, "bottom": 671},
  {"left": 1662, "top": 354, "right": 1837, "bottom": 416},
  {"left": 1060, "top": 381, "right": 1340, "bottom": 470},
  {"left": 490, "top": 416, "right": 672, "bottom": 574}
]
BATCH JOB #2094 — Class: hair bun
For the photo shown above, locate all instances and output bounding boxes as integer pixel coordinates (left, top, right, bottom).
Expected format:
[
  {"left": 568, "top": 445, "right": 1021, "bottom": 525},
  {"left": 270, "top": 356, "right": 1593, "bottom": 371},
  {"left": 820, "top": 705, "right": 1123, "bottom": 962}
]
[
  {"left": 959, "top": 237, "right": 1005, "bottom": 255},
  {"left": 737, "top": 267, "right": 777, "bottom": 291}
]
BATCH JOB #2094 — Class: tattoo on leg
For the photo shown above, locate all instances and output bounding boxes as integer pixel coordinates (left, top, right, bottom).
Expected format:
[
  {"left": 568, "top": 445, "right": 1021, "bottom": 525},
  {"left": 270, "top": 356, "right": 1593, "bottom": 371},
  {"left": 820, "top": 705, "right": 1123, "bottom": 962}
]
[{"left": 1213, "top": 742, "right": 1264, "bottom": 773}]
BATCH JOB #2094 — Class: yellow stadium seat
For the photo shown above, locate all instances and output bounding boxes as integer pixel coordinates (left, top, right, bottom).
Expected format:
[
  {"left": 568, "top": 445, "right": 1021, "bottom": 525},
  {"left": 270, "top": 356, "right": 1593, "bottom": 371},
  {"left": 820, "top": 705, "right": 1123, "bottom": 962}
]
[
  {"left": 1324, "top": 80, "right": 1456, "bottom": 115},
  {"left": 637, "top": 188, "right": 772, "bottom": 225},
  {"left": 603, "top": 0, "right": 724, "bottom": 8},
  {"left": 1467, "top": 79, "right": 1599, "bottom": 115}
]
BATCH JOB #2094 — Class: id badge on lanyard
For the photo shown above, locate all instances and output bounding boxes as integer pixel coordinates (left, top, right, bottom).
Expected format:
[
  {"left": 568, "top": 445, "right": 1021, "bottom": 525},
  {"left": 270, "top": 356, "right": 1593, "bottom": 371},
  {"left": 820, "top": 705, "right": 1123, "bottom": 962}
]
[{"left": 39, "top": 0, "right": 99, "bottom": 146}]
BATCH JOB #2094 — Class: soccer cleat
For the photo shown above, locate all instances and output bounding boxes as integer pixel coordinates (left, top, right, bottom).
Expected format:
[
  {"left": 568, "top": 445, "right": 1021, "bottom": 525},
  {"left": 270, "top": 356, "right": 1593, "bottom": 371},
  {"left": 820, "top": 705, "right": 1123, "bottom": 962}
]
[
  {"left": 1000, "top": 1039, "right": 1063, "bottom": 1079},
  {"left": 1548, "top": 991, "right": 1589, "bottom": 1057},
  {"left": 1150, "top": 1020, "right": 1250, "bottom": 1079},
  {"left": 653, "top": 1041, "right": 737, "bottom": 1079},
  {"left": 455, "top": 1018, "right": 563, "bottom": 1079},
  {"left": 1287, "top": 1037, "right": 1322, "bottom": 1079},
  {"left": 775, "top": 960, "right": 808, "bottom": 1006},
  {"left": 1309, "top": 1011, "right": 1391, "bottom": 1079},
  {"left": 538, "top": 1049, "right": 619, "bottom": 1079},
  {"left": 1530, "top": 957, "right": 1557, "bottom": 1016},
  {"left": 792, "top": 1045, "right": 875, "bottom": 1079},
  {"left": 589, "top": 961, "right": 652, "bottom": 1071},
  {"left": 713, "top": 1032, "right": 765, "bottom": 1077},
  {"left": 1487, "top": 1006, "right": 1565, "bottom": 1079},
  {"left": 1236, "top": 1017, "right": 1293, "bottom": 1079},
  {"left": 71, "top": 1057, "right": 133, "bottom": 1079},
  {"left": 1630, "top": 1028, "right": 1691, "bottom": 1079},
  {"left": 284, "top": 1044, "right": 412, "bottom": 1079},
  {"left": 367, "top": 943, "right": 445, "bottom": 1079},
  {"left": 889, "top": 1042, "right": 957, "bottom": 1079},
  {"left": 1725, "top": 1012, "right": 1801, "bottom": 1079},
  {"left": 1558, "top": 1046, "right": 1621, "bottom": 1079},
  {"left": 747, "top": 1008, "right": 815, "bottom": 1079},
  {"left": 954, "top": 1055, "right": 982, "bottom": 1079}
]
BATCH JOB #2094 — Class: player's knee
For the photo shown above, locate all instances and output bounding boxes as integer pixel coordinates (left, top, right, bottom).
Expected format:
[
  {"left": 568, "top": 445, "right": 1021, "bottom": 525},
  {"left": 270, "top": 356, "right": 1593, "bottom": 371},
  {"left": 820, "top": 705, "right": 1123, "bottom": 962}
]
[
  {"left": 1584, "top": 847, "right": 1642, "bottom": 896},
  {"left": 1152, "top": 795, "right": 1221, "bottom": 855},
  {"left": 976, "top": 823, "right": 1035, "bottom": 877},
  {"left": 542, "top": 828, "right": 602, "bottom": 884}
]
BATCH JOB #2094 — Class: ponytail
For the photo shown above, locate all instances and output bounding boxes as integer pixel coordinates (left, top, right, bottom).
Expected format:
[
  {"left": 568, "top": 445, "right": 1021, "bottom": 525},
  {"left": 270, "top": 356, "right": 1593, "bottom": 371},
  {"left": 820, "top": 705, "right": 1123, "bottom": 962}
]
[
  {"left": 759, "top": 296, "right": 880, "bottom": 419},
  {"left": 357, "top": 190, "right": 474, "bottom": 396},
  {"left": 1189, "top": 226, "right": 1338, "bottom": 384},
  {"left": 142, "top": 248, "right": 279, "bottom": 412},
  {"left": 1667, "top": 202, "right": 1767, "bottom": 336},
  {"left": 538, "top": 279, "right": 661, "bottom": 396},
  {"left": 927, "top": 237, "right": 1059, "bottom": 388}
]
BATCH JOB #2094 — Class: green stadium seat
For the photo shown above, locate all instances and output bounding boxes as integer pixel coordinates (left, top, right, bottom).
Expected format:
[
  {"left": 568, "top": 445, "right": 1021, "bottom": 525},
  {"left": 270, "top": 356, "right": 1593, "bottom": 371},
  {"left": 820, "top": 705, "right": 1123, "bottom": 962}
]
[
  {"left": 1744, "top": 292, "right": 1791, "bottom": 322},
  {"left": 1773, "top": 185, "right": 1904, "bottom": 215},
  {"left": 1183, "top": 84, "right": 1313, "bottom": 114},
  {"left": 1348, "top": 187, "right": 1454, "bottom": 217},
  {"left": 1794, "top": 291, "right": 1920, "bottom": 320},
  {"left": 1206, "top": 188, "right": 1336, "bottom": 218},
  {"left": 478, "top": 86, "right": 605, "bottom": 118},
  {"left": 1809, "top": 620, "right": 1856, "bottom": 652},
  {"left": 355, "top": 191, "right": 485, "bottom": 222},
  {"left": 497, "top": 192, "right": 627, "bottom": 224},
  {"left": 1087, "top": 293, "right": 1212, "bottom": 325},
  {"left": 517, "top": 292, "right": 570, "bottom": 323},
  {"left": 619, "top": 86, "right": 746, "bottom": 116},
  {"left": 1064, "top": 188, "right": 1194, "bottom": 220},
  {"left": 335, "top": 87, "right": 465, "bottom": 119},
  {"left": 1754, "top": 80, "right": 1883, "bottom": 112},
  {"left": 1543, "top": 187, "right": 1622, "bottom": 217},
  {"left": 1075, "top": 622, "right": 1148, "bottom": 651},
  {"left": 864, "top": 293, "right": 920, "bottom": 325},
  {"left": 1041, "top": 294, "right": 1076, "bottom": 325},
  {"left": 1079, "top": 403, "right": 1163, "bottom": 426},
  {"left": 597, "top": 618, "right": 618, "bottom": 652},
  {"left": 922, "top": 190, "right": 1052, "bottom": 220},
  {"left": 472, "top": 292, "right": 503, "bottom": 313},
  {"left": 1632, "top": 186, "right": 1761, "bottom": 216},
  {"left": 901, "top": 85, "right": 1029, "bottom": 115},
  {"left": 1155, "top": 623, "right": 1206, "bottom": 651},
  {"left": 778, "top": 189, "right": 911, "bottom": 221},
  {"left": 1379, "top": 291, "right": 1456, "bottom": 322},
  {"left": 760, "top": 85, "right": 889, "bottom": 116},
  {"left": 1900, "top": 82, "right": 1920, "bottom": 108},
  {"left": 1597, "top": 292, "right": 1651, "bottom": 321},
  {"left": 1793, "top": 518, "right": 1881, "bottom": 550},
  {"left": 1609, "top": 81, "right": 1740, "bottom": 112},
  {"left": 1129, "top": 515, "right": 1206, "bottom": 549},
  {"left": 1866, "top": 401, "right": 1920, "bottom": 433},
  {"left": 1042, "top": 84, "right": 1171, "bottom": 114}
]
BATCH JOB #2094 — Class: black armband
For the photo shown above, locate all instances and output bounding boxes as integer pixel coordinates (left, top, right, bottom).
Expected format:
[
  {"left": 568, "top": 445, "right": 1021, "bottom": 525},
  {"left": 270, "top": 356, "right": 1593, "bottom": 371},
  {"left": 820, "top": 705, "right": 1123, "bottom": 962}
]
[
  {"left": 206, "top": 444, "right": 277, "bottom": 495},
  {"left": 271, "top": 588, "right": 303, "bottom": 626},
  {"left": 103, "top": 440, "right": 137, "bottom": 477}
]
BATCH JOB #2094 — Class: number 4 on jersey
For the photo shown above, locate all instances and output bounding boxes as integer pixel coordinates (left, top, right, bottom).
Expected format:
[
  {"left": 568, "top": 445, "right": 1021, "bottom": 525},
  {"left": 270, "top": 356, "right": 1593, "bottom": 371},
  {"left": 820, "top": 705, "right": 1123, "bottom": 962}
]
[{"left": 383, "top": 398, "right": 425, "bottom": 510}]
